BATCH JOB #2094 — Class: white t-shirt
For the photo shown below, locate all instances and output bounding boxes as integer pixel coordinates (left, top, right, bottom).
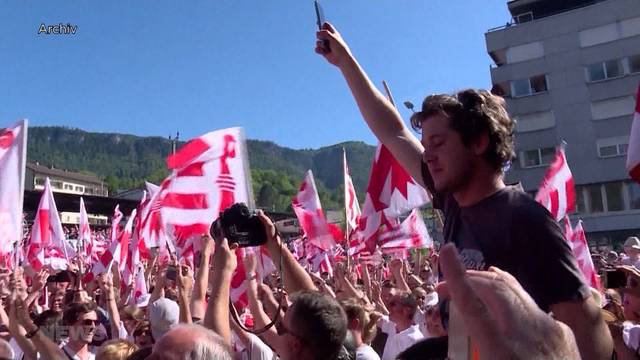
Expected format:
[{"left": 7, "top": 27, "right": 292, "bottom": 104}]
[
  {"left": 621, "top": 256, "right": 640, "bottom": 269},
  {"left": 378, "top": 315, "right": 396, "bottom": 336},
  {"left": 9, "top": 337, "right": 22, "bottom": 360},
  {"left": 413, "top": 309, "right": 430, "bottom": 338},
  {"left": 356, "top": 344, "right": 381, "bottom": 360},
  {"left": 60, "top": 344, "right": 96, "bottom": 360},
  {"left": 623, "top": 321, "right": 640, "bottom": 352},
  {"left": 381, "top": 325, "right": 424, "bottom": 360},
  {"left": 233, "top": 332, "right": 276, "bottom": 360}
]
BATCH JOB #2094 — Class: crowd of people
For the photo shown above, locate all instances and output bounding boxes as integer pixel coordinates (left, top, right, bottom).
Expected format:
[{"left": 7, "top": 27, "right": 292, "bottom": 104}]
[{"left": 2, "top": 21, "right": 640, "bottom": 360}]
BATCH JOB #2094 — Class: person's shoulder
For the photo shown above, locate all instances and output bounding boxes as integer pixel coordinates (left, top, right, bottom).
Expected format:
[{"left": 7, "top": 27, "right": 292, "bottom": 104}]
[{"left": 501, "top": 186, "right": 554, "bottom": 223}]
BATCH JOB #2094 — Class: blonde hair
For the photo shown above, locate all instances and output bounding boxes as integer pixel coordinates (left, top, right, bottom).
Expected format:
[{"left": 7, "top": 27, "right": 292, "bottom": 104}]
[
  {"left": 341, "top": 298, "right": 381, "bottom": 344},
  {"left": 96, "top": 339, "right": 138, "bottom": 360}
]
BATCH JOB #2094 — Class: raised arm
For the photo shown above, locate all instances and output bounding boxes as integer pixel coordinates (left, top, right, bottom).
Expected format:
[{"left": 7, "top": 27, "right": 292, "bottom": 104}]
[
  {"left": 316, "top": 22, "right": 424, "bottom": 186},
  {"left": 203, "top": 238, "right": 237, "bottom": 346},
  {"left": 191, "top": 235, "right": 214, "bottom": 320},
  {"left": 176, "top": 264, "right": 193, "bottom": 324},
  {"left": 258, "top": 211, "right": 316, "bottom": 294}
]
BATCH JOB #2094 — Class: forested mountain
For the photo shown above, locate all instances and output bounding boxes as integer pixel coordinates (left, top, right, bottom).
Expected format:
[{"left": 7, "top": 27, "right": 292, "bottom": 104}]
[{"left": 27, "top": 127, "right": 376, "bottom": 212}]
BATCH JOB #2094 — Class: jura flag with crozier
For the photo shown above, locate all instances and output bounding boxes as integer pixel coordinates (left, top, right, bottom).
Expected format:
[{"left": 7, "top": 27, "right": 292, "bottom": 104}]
[
  {"left": 535, "top": 145, "right": 575, "bottom": 221},
  {"left": 566, "top": 220, "right": 600, "bottom": 290},
  {"left": 27, "top": 178, "right": 75, "bottom": 270},
  {"left": 355, "top": 144, "right": 430, "bottom": 253},
  {"left": 344, "top": 149, "right": 361, "bottom": 239},
  {"left": 626, "top": 84, "right": 640, "bottom": 182},
  {"left": 293, "top": 170, "right": 337, "bottom": 251},
  {"left": 79, "top": 197, "right": 92, "bottom": 258},
  {"left": 0, "top": 120, "right": 27, "bottom": 256},
  {"left": 158, "top": 127, "right": 251, "bottom": 262}
]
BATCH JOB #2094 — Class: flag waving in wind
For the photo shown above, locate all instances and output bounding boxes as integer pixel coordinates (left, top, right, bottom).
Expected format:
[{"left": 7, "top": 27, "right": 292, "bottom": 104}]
[
  {"left": 343, "top": 148, "right": 361, "bottom": 240},
  {"left": 293, "top": 170, "right": 337, "bottom": 251},
  {"left": 79, "top": 197, "right": 92, "bottom": 259},
  {"left": 355, "top": 144, "right": 430, "bottom": 252},
  {"left": 27, "top": 178, "right": 75, "bottom": 270},
  {"left": 0, "top": 119, "right": 27, "bottom": 258},
  {"left": 535, "top": 145, "right": 575, "bottom": 221},
  {"left": 626, "top": 84, "right": 640, "bottom": 182}
]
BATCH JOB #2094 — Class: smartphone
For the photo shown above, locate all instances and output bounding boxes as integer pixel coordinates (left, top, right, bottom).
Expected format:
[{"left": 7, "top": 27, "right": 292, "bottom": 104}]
[
  {"left": 606, "top": 269, "right": 627, "bottom": 289},
  {"left": 166, "top": 265, "right": 177, "bottom": 281},
  {"left": 314, "top": 0, "right": 325, "bottom": 30},
  {"left": 314, "top": 0, "right": 330, "bottom": 51}
]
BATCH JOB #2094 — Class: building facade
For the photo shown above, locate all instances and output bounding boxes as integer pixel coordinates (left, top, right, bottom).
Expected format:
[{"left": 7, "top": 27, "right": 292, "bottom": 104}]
[
  {"left": 25, "top": 162, "right": 109, "bottom": 224},
  {"left": 485, "top": 0, "right": 640, "bottom": 249}
]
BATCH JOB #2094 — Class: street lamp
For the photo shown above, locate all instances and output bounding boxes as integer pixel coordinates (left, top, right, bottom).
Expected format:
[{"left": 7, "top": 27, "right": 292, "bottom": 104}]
[{"left": 403, "top": 101, "right": 416, "bottom": 113}]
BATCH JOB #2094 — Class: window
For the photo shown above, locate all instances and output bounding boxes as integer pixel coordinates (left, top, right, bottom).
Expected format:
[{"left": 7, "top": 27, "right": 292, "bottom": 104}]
[
  {"left": 34, "top": 178, "right": 45, "bottom": 186},
  {"left": 591, "top": 96, "right": 635, "bottom": 120},
  {"left": 515, "top": 111, "right": 555, "bottom": 133},
  {"left": 586, "top": 59, "right": 623, "bottom": 82},
  {"left": 511, "top": 75, "right": 547, "bottom": 97},
  {"left": 514, "top": 12, "right": 533, "bottom": 24},
  {"left": 586, "top": 184, "right": 604, "bottom": 213},
  {"left": 75, "top": 186, "right": 83, "bottom": 192},
  {"left": 64, "top": 184, "right": 73, "bottom": 190},
  {"left": 628, "top": 54, "right": 640, "bottom": 74},
  {"left": 505, "top": 41, "right": 543, "bottom": 64},
  {"left": 597, "top": 136, "right": 629, "bottom": 158},
  {"left": 605, "top": 182, "right": 625, "bottom": 212},
  {"left": 520, "top": 147, "right": 554, "bottom": 168},
  {"left": 628, "top": 181, "right": 640, "bottom": 210},
  {"left": 575, "top": 186, "right": 587, "bottom": 214},
  {"left": 51, "top": 181, "right": 62, "bottom": 189}
]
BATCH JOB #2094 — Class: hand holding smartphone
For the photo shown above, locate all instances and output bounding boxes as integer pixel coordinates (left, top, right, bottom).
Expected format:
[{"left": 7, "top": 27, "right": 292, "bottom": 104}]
[{"left": 314, "top": 0, "right": 330, "bottom": 52}]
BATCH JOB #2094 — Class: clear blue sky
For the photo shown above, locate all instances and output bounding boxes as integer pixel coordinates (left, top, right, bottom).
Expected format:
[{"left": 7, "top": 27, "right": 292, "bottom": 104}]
[{"left": 0, "top": 1, "right": 511, "bottom": 149}]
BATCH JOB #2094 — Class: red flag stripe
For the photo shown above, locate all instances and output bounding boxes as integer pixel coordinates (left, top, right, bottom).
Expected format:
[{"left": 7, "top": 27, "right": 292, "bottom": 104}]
[
  {"left": 162, "top": 193, "right": 209, "bottom": 209},
  {"left": 167, "top": 138, "right": 210, "bottom": 170},
  {"left": 176, "top": 162, "right": 205, "bottom": 177}
]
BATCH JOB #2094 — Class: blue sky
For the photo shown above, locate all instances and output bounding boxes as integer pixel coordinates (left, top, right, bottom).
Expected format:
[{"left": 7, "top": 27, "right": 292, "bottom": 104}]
[{"left": 0, "top": 1, "right": 511, "bottom": 149}]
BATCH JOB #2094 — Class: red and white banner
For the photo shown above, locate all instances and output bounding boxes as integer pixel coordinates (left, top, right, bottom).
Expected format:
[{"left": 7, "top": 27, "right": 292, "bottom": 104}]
[
  {"left": 535, "top": 146, "right": 575, "bottom": 221},
  {"left": 118, "top": 209, "right": 137, "bottom": 283},
  {"left": 158, "top": 127, "right": 251, "bottom": 261},
  {"left": 129, "top": 266, "right": 149, "bottom": 306},
  {"left": 27, "top": 178, "right": 75, "bottom": 270},
  {"left": 92, "top": 206, "right": 124, "bottom": 276},
  {"left": 0, "top": 120, "right": 27, "bottom": 256},
  {"left": 378, "top": 209, "right": 432, "bottom": 253},
  {"left": 626, "top": 84, "right": 640, "bottom": 183},
  {"left": 354, "top": 144, "right": 429, "bottom": 253},
  {"left": 79, "top": 197, "right": 92, "bottom": 258},
  {"left": 565, "top": 219, "right": 600, "bottom": 290},
  {"left": 229, "top": 247, "right": 277, "bottom": 306},
  {"left": 293, "top": 170, "right": 337, "bottom": 251},
  {"left": 343, "top": 149, "right": 361, "bottom": 239}
]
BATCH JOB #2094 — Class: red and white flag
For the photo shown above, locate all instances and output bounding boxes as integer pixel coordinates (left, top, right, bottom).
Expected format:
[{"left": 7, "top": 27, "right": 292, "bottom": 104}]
[
  {"left": 27, "top": 178, "right": 75, "bottom": 270},
  {"left": 565, "top": 219, "right": 600, "bottom": 290},
  {"left": 0, "top": 120, "right": 27, "bottom": 257},
  {"left": 535, "top": 145, "right": 575, "bottom": 221},
  {"left": 129, "top": 266, "right": 149, "bottom": 306},
  {"left": 344, "top": 149, "right": 361, "bottom": 239},
  {"left": 92, "top": 206, "right": 124, "bottom": 276},
  {"left": 118, "top": 209, "right": 137, "bottom": 284},
  {"left": 293, "top": 170, "right": 336, "bottom": 251},
  {"left": 158, "top": 127, "right": 251, "bottom": 262},
  {"left": 229, "top": 247, "right": 276, "bottom": 307},
  {"left": 378, "top": 209, "right": 432, "bottom": 254},
  {"left": 354, "top": 144, "right": 429, "bottom": 253},
  {"left": 626, "top": 84, "right": 640, "bottom": 182},
  {"left": 78, "top": 197, "right": 92, "bottom": 258}
]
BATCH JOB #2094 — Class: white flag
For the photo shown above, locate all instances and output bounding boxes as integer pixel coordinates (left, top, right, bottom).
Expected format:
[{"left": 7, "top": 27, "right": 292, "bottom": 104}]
[{"left": 0, "top": 120, "right": 27, "bottom": 255}]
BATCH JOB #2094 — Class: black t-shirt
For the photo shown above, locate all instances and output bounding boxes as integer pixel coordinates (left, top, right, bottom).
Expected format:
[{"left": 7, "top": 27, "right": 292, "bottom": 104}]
[{"left": 422, "top": 162, "right": 589, "bottom": 312}]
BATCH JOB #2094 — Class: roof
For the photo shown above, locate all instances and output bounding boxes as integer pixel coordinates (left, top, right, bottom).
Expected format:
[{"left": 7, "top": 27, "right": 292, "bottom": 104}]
[{"left": 26, "top": 163, "right": 104, "bottom": 185}]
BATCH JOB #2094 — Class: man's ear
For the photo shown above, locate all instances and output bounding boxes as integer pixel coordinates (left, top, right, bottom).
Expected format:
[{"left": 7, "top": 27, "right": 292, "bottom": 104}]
[{"left": 472, "top": 131, "right": 490, "bottom": 156}]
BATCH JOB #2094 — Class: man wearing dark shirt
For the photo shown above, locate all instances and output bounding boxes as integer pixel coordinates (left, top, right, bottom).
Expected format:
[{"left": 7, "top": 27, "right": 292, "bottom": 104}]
[{"left": 316, "top": 22, "right": 612, "bottom": 359}]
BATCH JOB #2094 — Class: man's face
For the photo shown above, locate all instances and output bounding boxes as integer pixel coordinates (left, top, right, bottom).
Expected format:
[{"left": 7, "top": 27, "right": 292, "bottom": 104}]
[
  {"left": 381, "top": 286, "right": 396, "bottom": 308},
  {"left": 71, "top": 311, "right": 98, "bottom": 344},
  {"left": 51, "top": 295, "right": 64, "bottom": 313},
  {"left": 412, "top": 288, "right": 427, "bottom": 309},
  {"left": 388, "top": 295, "right": 409, "bottom": 324},
  {"left": 421, "top": 114, "right": 476, "bottom": 194},
  {"left": 278, "top": 305, "right": 305, "bottom": 360}
]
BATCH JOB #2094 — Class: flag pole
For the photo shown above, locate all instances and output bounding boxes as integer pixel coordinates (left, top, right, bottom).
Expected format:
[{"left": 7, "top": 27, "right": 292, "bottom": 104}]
[{"left": 343, "top": 147, "right": 350, "bottom": 272}]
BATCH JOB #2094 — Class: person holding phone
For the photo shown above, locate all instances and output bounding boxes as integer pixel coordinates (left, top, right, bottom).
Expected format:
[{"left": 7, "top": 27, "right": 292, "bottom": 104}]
[{"left": 315, "top": 22, "right": 611, "bottom": 359}]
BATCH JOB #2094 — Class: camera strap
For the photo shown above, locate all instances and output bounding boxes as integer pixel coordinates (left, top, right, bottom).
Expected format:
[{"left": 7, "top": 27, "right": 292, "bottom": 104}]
[{"left": 229, "top": 229, "right": 286, "bottom": 335}]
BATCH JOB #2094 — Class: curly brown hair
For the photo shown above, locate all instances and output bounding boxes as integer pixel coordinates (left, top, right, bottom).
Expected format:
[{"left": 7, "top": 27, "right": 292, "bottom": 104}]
[{"left": 410, "top": 89, "right": 516, "bottom": 172}]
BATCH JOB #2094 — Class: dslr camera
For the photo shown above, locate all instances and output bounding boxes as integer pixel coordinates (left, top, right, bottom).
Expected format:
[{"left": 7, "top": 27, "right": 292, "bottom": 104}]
[{"left": 210, "top": 203, "right": 268, "bottom": 247}]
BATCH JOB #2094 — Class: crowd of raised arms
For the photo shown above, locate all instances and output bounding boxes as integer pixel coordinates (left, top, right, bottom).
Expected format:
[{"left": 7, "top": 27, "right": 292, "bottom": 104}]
[{"left": 3, "top": 22, "right": 640, "bottom": 360}]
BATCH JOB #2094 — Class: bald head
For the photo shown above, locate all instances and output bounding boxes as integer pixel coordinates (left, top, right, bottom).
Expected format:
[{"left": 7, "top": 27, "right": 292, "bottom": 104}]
[{"left": 148, "top": 324, "right": 232, "bottom": 360}]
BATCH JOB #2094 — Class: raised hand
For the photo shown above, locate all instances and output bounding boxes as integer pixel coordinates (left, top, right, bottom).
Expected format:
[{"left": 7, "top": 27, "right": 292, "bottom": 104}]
[{"left": 315, "top": 23, "right": 353, "bottom": 68}]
